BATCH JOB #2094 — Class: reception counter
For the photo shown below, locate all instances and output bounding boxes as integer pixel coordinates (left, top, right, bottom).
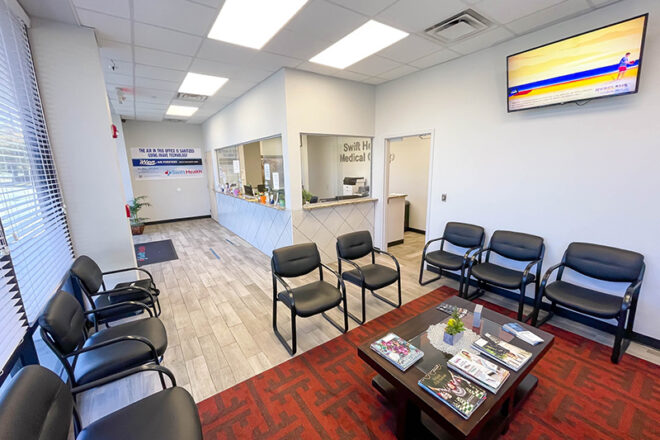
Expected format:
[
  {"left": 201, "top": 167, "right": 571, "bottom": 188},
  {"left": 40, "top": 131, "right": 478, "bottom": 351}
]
[{"left": 387, "top": 193, "right": 407, "bottom": 245}]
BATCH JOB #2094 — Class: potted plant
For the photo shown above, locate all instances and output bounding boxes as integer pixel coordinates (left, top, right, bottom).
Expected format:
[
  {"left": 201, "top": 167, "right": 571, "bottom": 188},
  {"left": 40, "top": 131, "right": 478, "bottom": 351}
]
[
  {"left": 128, "top": 195, "right": 151, "bottom": 235},
  {"left": 443, "top": 310, "right": 466, "bottom": 345}
]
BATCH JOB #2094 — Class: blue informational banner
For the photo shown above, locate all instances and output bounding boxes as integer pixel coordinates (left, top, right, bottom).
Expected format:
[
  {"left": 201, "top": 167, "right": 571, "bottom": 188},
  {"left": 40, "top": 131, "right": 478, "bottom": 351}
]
[{"left": 131, "top": 147, "right": 204, "bottom": 180}]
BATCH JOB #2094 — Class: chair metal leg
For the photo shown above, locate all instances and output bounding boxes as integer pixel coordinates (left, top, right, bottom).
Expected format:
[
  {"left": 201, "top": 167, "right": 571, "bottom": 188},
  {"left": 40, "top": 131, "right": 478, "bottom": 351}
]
[
  {"left": 465, "top": 280, "right": 485, "bottom": 301},
  {"left": 272, "top": 297, "right": 296, "bottom": 356},
  {"left": 457, "top": 266, "right": 466, "bottom": 298},
  {"left": 321, "top": 310, "right": 347, "bottom": 334},
  {"left": 534, "top": 301, "right": 555, "bottom": 327},
  {"left": 339, "top": 286, "right": 366, "bottom": 325},
  {"left": 611, "top": 311, "right": 630, "bottom": 364},
  {"left": 419, "top": 261, "right": 442, "bottom": 286},
  {"left": 371, "top": 278, "right": 402, "bottom": 309}
]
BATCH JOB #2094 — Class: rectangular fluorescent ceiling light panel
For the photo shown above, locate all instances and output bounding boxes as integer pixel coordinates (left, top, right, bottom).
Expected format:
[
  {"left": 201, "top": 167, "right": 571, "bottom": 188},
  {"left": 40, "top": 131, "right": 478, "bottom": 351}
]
[
  {"left": 166, "top": 105, "right": 198, "bottom": 117},
  {"left": 208, "top": 0, "right": 309, "bottom": 49},
  {"left": 310, "top": 20, "right": 409, "bottom": 69},
  {"left": 179, "top": 72, "right": 228, "bottom": 96}
]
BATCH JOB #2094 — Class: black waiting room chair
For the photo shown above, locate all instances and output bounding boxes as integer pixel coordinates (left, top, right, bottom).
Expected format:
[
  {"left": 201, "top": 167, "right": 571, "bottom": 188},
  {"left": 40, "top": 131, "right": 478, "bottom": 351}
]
[
  {"left": 272, "top": 243, "right": 348, "bottom": 355},
  {"left": 71, "top": 255, "right": 161, "bottom": 327},
  {"left": 336, "top": 231, "right": 401, "bottom": 325},
  {"left": 532, "top": 242, "right": 645, "bottom": 363},
  {"left": 0, "top": 364, "right": 202, "bottom": 440},
  {"left": 38, "top": 290, "right": 168, "bottom": 391},
  {"left": 464, "top": 230, "right": 545, "bottom": 322},
  {"left": 419, "top": 222, "right": 485, "bottom": 293}
]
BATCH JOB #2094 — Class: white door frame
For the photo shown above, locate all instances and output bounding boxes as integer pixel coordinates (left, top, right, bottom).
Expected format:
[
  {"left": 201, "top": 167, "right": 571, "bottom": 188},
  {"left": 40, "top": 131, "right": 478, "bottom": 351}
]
[{"left": 378, "top": 129, "right": 436, "bottom": 251}]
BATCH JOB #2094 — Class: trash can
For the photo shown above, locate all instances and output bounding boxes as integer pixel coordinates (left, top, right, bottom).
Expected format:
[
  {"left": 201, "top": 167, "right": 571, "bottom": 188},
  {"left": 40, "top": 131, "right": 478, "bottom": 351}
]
[{"left": 404, "top": 201, "right": 410, "bottom": 231}]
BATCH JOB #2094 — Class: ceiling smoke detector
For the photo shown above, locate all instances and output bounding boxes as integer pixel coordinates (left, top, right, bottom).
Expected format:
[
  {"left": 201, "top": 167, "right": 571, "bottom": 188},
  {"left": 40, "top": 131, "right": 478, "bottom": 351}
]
[
  {"left": 424, "top": 9, "right": 491, "bottom": 43},
  {"left": 176, "top": 92, "right": 208, "bottom": 103}
]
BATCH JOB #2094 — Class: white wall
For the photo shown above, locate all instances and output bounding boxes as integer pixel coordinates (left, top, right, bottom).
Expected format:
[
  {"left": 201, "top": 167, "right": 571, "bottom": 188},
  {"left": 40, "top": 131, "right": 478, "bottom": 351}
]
[
  {"left": 29, "top": 19, "right": 136, "bottom": 276},
  {"left": 123, "top": 120, "right": 210, "bottom": 222},
  {"left": 111, "top": 113, "right": 133, "bottom": 202},
  {"left": 389, "top": 136, "right": 431, "bottom": 231},
  {"left": 373, "top": 0, "right": 660, "bottom": 339}
]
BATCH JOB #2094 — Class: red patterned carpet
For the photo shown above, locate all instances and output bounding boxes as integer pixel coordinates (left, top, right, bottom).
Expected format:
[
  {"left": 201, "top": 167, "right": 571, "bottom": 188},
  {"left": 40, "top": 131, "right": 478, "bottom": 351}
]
[{"left": 198, "top": 286, "right": 660, "bottom": 439}]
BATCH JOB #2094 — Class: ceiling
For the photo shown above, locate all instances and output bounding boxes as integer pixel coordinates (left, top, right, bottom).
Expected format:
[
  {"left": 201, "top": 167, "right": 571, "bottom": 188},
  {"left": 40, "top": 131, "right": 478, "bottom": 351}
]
[{"left": 20, "top": 0, "right": 620, "bottom": 124}]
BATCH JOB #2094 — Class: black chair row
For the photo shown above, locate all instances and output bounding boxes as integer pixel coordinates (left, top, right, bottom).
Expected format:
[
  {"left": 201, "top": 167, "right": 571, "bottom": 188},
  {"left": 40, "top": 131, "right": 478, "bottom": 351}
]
[
  {"left": 420, "top": 222, "right": 645, "bottom": 363},
  {"left": 272, "top": 230, "right": 401, "bottom": 355}
]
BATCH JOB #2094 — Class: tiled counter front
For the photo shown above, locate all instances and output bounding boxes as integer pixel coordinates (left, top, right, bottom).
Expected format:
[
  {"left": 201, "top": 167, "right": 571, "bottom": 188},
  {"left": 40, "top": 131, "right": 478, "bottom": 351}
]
[
  {"left": 293, "top": 200, "right": 376, "bottom": 263},
  {"left": 216, "top": 192, "right": 292, "bottom": 257}
]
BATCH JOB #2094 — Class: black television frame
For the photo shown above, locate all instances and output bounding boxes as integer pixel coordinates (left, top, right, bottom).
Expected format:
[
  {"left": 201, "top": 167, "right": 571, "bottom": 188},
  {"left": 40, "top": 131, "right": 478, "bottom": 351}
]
[{"left": 506, "top": 13, "right": 649, "bottom": 113}]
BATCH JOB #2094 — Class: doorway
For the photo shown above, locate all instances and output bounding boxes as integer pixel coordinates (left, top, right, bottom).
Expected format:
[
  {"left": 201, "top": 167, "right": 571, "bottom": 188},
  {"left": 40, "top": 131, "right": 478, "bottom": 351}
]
[{"left": 384, "top": 133, "right": 432, "bottom": 260}]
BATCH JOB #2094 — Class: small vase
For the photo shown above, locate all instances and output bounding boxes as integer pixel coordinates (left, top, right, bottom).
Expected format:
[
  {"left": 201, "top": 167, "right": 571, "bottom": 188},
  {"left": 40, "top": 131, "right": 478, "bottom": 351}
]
[
  {"left": 131, "top": 224, "right": 145, "bottom": 235},
  {"left": 443, "top": 330, "right": 463, "bottom": 346}
]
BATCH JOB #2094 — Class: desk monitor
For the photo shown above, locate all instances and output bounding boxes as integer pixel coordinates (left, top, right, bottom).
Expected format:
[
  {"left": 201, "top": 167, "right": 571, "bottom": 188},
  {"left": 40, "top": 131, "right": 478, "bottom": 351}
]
[
  {"left": 244, "top": 185, "right": 253, "bottom": 196},
  {"left": 257, "top": 184, "right": 266, "bottom": 193}
]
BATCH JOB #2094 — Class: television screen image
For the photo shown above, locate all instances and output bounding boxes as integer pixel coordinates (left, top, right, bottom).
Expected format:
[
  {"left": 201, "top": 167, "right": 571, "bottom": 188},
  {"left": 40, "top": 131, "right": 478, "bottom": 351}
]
[{"left": 507, "top": 14, "right": 647, "bottom": 112}]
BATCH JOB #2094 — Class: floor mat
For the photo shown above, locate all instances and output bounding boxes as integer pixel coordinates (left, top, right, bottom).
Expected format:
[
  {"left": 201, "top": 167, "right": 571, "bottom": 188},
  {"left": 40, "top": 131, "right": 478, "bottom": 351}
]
[{"left": 134, "top": 239, "right": 178, "bottom": 266}]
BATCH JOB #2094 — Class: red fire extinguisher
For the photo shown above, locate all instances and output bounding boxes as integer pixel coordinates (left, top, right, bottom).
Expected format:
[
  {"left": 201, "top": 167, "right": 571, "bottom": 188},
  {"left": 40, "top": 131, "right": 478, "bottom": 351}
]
[
  {"left": 125, "top": 204, "right": 131, "bottom": 218},
  {"left": 112, "top": 124, "right": 119, "bottom": 139}
]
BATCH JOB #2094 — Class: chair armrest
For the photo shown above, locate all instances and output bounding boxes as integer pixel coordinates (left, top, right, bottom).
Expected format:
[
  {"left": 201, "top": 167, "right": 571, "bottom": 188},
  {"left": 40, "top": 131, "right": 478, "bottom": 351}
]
[
  {"left": 462, "top": 246, "right": 482, "bottom": 261},
  {"left": 320, "top": 263, "right": 347, "bottom": 294},
  {"left": 273, "top": 273, "right": 295, "bottom": 307},
  {"left": 84, "top": 301, "right": 154, "bottom": 318},
  {"left": 66, "top": 335, "right": 160, "bottom": 365},
  {"left": 102, "top": 267, "right": 155, "bottom": 286},
  {"left": 71, "top": 364, "right": 175, "bottom": 395},
  {"left": 468, "top": 248, "right": 490, "bottom": 267},
  {"left": 422, "top": 237, "right": 445, "bottom": 258},
  {"left": 622, "top": 279, "right": 643, "bottom": 311},
  {"left": 540, "top": 263, "right": 564, "bottom": 288},
  {"left": 373, "top": 248, "right": 401, "bottom": 273},
  {"left": 521, "top": 259, "right": 542, "bottom": 283},
  {"left": 103, "top": 285, "right": 157, "bottom": 309},
  {"left": 338, "top": 256, "right": 365, "bottom": 283}
]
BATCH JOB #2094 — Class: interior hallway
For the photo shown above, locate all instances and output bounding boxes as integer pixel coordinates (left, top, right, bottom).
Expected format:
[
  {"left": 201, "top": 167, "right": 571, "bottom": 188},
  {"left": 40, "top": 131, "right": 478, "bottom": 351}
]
[{"left": 76, "top": 219, "right": 660, "bottom": 427}]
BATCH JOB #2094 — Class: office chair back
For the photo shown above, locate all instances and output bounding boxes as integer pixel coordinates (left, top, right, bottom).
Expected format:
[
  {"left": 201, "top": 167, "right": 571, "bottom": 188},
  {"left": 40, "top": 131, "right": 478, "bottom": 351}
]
[
  {"left": 71, "top": 255, "right": 104, "bottom": 294},
  {"left": 564, "top": 242, "right": 644, "bottom": 282},
  {"left": 490, "top": 230, "right": 544, "bottom": 261},
  {"left": 38, "top": 290, "right": 86, "bottom": 355},
  {"left": 0, "top": 365, "right": 72, "bottom": 440},
  {"left": 336, "top": 230, "right": 373, "bottom": 260},
  {"left": 444, "top": 222, "right": 485, "bottom": 248},
  {"left": 272, "top": 243, "right": 321, "bottom": 277}
]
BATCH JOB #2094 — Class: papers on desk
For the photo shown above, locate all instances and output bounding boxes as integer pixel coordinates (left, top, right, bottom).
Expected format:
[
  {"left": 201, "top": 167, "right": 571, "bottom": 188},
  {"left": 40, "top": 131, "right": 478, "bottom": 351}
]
[{"left": 502, "top": 323, "right": 544, "bottom": 346}]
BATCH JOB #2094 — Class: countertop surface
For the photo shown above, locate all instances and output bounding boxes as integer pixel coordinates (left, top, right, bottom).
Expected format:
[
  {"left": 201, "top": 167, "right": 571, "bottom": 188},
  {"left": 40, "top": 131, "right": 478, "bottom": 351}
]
[
  {"left": 303, "top": 197, "right": 377, "bottom": 210},
  {"left": 215, "top": 190, "right": 286, "bottom": 211},
  {"left": 388, "top": 193, "right": 407, "bottom": 199}
]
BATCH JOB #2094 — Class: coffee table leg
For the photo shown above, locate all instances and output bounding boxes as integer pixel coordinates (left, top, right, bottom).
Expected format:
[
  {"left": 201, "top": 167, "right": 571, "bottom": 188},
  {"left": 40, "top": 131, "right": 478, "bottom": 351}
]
[{"left": 395, "top": 398, "right": 421, "bottom": 439}]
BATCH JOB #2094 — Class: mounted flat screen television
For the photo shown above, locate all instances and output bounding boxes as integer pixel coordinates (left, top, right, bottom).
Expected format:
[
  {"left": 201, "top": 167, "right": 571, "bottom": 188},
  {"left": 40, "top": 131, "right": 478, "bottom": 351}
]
[{"left": 507, "top": 14, "right": 648, "bottom": 112}]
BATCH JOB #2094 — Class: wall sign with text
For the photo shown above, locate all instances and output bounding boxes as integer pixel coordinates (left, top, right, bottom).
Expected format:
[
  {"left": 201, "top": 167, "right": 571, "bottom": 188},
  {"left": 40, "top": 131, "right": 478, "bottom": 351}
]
[{"left": 131, "top": 147, "right": 203, "bottom": 180}]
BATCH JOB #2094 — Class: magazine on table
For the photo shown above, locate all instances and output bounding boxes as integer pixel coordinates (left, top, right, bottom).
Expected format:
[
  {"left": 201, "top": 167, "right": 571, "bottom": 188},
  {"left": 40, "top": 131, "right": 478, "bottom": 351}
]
[
  {"left": 418, "top": 364, "right": 487, "bottom": 419},
  {"left": 472, "top": 333, "right": 532, "bottom": 372},
  {"left": 436, "top": 303, "right": 469, "bottom": 318},
  {"left": 447, "top": 349, "right": 510, "bottom": 393},
  {"left": 370, "top": 333, "right": 424, "bottom": 371},
  {"left": 502, "top": 323, "right": 544, "bottom": 346}
]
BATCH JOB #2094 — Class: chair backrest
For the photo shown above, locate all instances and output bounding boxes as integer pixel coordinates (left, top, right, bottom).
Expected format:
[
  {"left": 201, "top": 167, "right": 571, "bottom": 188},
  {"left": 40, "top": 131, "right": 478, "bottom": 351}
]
[
  {"left": 272, "top": 243, "right": 321, "bottom": 278},
  {"left": 490, "top": 230, "right": 544, "bottom": 261},
  {"left": 336, "top": 230, "right": 373, "bottom": 260},
  {"left": 38, "top": 290, "right": 87, "bottom": 356},
  {"left": 0, "top": 365, "right": 72, "bottom": 440},
  {"left": 70, "top": 255, "right": 104, "bottom": 294},
  {"left": 564, "top": 242, "right": 644, "bottom": 283},
  {"left": 444, "top": 222, "right": 485, "bottom": 248}
]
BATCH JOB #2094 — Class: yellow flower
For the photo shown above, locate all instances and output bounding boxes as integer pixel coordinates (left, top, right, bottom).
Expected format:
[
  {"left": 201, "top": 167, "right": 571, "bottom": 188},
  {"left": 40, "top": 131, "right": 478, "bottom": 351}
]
[{"left": 447, "top": 319, "right": 456, "bottom": 327}]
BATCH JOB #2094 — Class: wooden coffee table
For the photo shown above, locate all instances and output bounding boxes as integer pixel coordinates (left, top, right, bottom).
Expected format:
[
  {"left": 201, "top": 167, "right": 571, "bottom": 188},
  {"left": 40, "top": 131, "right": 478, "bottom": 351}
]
[{"left": 357, "top": 296, "right": 554, "bottom": 439}]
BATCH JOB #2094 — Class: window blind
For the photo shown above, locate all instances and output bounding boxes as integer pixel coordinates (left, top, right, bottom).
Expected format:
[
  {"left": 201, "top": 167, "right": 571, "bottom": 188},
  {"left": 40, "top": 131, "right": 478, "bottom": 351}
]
[{"left": 0, "top": 2, "right": 73, "bottom": 326}]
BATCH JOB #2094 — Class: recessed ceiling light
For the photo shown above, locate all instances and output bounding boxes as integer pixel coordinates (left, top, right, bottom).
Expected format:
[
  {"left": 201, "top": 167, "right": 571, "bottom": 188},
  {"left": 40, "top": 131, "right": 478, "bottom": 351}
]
[
  {"left": 178, "top": 72, "right": 228, "bottom": 96},
  {"left": 208, "top": 0, "right": 309, "bottom": 50},
  {"left": 166, "top": 105, "right": 198, "bottom": 117},
  {"left": 310, "top": 20, "right": 409, "bottom": 69}
]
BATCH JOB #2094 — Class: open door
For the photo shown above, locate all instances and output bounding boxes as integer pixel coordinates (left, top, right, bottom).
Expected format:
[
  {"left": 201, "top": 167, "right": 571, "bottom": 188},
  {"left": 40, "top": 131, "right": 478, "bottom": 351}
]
[{"left": 205, "top": 150, "right": 218, "bottom": 221}]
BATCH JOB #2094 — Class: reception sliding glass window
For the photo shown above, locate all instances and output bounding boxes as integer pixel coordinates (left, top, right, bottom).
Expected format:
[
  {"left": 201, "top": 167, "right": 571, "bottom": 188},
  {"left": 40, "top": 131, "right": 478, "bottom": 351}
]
[{"left": 0, "top": 0, "right": 73, "bottom": 339}]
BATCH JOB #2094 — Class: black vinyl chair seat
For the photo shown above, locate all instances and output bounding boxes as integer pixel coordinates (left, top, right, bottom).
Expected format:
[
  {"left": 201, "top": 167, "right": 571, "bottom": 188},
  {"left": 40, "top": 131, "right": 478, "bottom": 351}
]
[
  {"left": 543, "top": 281, "right": 623, "bottom": 318},
  {"left": 113, "top": 279, "right": 160, "bottom": 299},
  {"left": 277, "top": 280, "right": 342, "bottom": 317},
  {"left": 470, "top": 262, "right": 535, "bottom": 289},
  {"left": 77, "top": 387, "right": 201, "bottom": 440},
  {"left": 92, "top": 293, "right": 156, "bottom": 322},
  {"left": 75, "top": 318, "right": 167, "bottom": 385},
  {"left": 342, "top": 264, "right": 399, "bottom": 290},
  {"left": 424, "top": 250, "right": 464, "bottom": 271}
]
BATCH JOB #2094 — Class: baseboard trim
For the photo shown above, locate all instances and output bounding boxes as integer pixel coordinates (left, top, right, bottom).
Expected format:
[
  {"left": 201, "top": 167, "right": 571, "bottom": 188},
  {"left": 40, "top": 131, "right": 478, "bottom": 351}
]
[
  {"left": 427, "top": 267, "right": 660, "bottom": 350},
  {"left": 144, "top": 215, "right": 211, "bottom": 226},
  {"left": 405, "top": 227, "right": 425, "bottom": 234},
  {"left": 388, "top": 239, "right": 404, "bottom": 247}
]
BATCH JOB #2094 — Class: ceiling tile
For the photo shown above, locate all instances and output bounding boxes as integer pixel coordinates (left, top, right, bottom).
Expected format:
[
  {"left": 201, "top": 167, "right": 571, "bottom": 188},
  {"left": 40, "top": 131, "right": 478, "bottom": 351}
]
[
  {"left": 449, "top": 26, "right": 514, "bottom": 54},
  {"left": 331, "top": 70, "right": 370, "bottom": 82},
  {"left": 101, "top": 58, "right": 133, "bottom": 76},
  {"left": 363, "top": 76, "right": 388, "bottom": 85},
  {"left": 347, "top": 55, "right": 401, "bottom": 76},
  {"left": 326, "top": 0, "right": 398, "bottom": 16},
  {"left": 134, "top": 47, "right": 192, "bottom": 70},
  {"left": 588, "top": 0, "right": 619, "bottom": 4},
  {"left": 189, "top": 58, "right": 241, "bottom": 78},
  {"left": 135, "top": 77, "right": 180, "bottom": 91},
  {"left": 196, "top": 39, "right": 258, "bottom": 65},
  {"left": 73, "top": 0, "right": 130, "bottom": 18},
  {"left": 134, "top": 87, "right": 177, "bottom": 103},
  {"left": 378, "top": 34, "right": 443, "bottom": 64},
  {"left": 296, "top": 61, "right": 342, "bottom": 77},
  {"left": 507, "top": 0, "right": 591, "bottom": 34},
  {"left": 187, "top": 0, "right": 222, "bottom": 8},
  {"left": 249, "top": 52, "right": 303, "bottom": 72},
  {"left": 215, "top": 79, "right": 258, "bottom": 99},
  {"left": 133, "top": 0, "right": 217, "bottom": 35},
  {"left": 409, "top": 48, "right": 460, "bottom": 68},
  {"left": 135, "top": 64, "right": 187, "bottom": 82},
  {"left": 379, "top": 64, "right": 419, "bottom": 80},
  {"left": 135, "top": 114, "right": 164, "bottom": 122},
  {"left": 475, "top": 0, "right": 566, "bottom": 24},
  {"left": 98, "top": 39, "right": 132, "bottom": 62},
  {"left": 285, "top": 0, "right": 368, "bottom": 44},
  {"left": 376, "top": 0, "right": 466, "bottom": 33},
  {"left": 103, "top": 72, "right": 133, "bottom": 86},
  {"left": 134, "top": 22, "right": 203, "bottom": 55},
  {"left": 263, "top": 29, "right": 330, "bottom": 60},
  {"left": 77, "top": 9, "right": 131, "bottom": 43}
]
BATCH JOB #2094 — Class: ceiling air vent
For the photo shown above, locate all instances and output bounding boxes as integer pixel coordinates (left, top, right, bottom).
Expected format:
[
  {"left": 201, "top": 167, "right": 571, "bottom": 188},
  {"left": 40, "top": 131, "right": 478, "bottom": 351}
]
[
  {"left": 424, "top": 9, "right": 491, "bottom": 43},
  {"left": 163, "top": 118, "right": 187, "bottom": 123},
  {"left": 175, "top": 92, "right": 208, "bottom": 103}
]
